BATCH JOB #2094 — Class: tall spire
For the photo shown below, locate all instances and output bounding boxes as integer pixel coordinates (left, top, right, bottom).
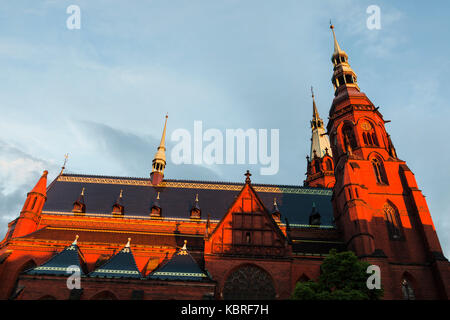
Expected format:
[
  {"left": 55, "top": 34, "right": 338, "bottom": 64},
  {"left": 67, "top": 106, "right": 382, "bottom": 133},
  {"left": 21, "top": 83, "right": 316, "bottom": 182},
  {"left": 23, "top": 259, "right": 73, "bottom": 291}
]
[
  {"left": 330, "top": 22, "right": 345, "bottom": 57},
  {"left": 308, "top": 88, "right": 331, "bottom": 158},
  {"left": 310, "top": 86, "right": 323, "bottom": 130},
  {"left": 158, "top": 113, "right": 168, "bottom": 154},
  {"left": 151, "top": 114, "right": 168, "bottom": 185},
  {"left": 329, "top": 23, "right": 359, "bottom": 95}
]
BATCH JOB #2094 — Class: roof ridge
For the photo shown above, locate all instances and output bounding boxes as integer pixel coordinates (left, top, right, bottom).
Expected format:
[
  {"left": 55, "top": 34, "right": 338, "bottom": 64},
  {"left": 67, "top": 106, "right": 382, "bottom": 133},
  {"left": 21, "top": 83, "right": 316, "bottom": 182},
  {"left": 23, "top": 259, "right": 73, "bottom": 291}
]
[{"left": 61, "top": 173, "right": 332, "bottom": 190}]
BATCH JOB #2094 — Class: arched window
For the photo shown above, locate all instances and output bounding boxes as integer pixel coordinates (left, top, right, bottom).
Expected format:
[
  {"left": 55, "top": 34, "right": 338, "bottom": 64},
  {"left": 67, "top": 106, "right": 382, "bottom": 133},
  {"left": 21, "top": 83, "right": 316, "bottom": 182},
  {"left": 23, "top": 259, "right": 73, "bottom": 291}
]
[
  {"left": 367, "top": 133, "right": 373, "bottom": 145},
  {"left": 384, "top": 203, "right": 402, "bottom": 239},
  {"left": 360, "top": 121, "right": 379, "bottom": 147},
  {"left": 342, "top": 125, "right": 357, "bottom": 151},
  {"left": 401, "top": 279, "right": 415, "bottom": 300},
  {"left": 325, "top": 159, "right": 333, "bottom": 171},
  {"left": 30, "top": 197, "right": 37, "bottom": 210},
  {"left": 362, "top": 133, "right": 368, "bottom": 145},
  {"left": 372, "top": 133, "right": 379, "bottom": 146},
  {"left": 372, "top": 158, "right": 388, "bottom": 184},
  {"left": 223, "top": 265, "right": 276, "bottom": 300}
]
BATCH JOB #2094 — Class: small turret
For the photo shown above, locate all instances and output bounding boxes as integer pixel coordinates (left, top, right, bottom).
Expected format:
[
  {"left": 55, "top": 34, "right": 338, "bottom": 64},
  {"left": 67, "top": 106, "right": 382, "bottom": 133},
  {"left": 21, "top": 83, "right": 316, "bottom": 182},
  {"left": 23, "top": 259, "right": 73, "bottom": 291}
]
[
  {"left": 11, "top": 170, "right": 48, "bottom": 238},
  {"left": 72, "top": 187, "right": 86, "bottom": 214},
  {"left": 112, "top": 189, "right": 125, "bottom": 216},
  {"left": 190, "top": 194, "right": 201, "bottom": 219},
  {"left": 150, "top": 192, "right": 162, "bottom": 218},
  {"left": 271, "top": 198, "right": 281, "bottom": 222}
]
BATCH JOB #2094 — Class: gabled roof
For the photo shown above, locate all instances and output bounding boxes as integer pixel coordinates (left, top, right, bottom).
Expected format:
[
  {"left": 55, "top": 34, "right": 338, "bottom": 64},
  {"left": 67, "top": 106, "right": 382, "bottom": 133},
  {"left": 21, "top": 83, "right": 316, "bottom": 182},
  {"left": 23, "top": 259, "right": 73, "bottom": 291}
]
[
  {"left": 206, "top": 176, "right": 290, "bottom": 257},
  {"left": 209, "top": 180, "right": 287, "bottom": 244},
  {"left": 43, "top": 173, "right": 334, "bottom": 225},
  {"left": 148, "top": 241, "right": 209, "bottom": 281},
  {"left": 26, "top": 235, "right": 87, "bottom": 276},
  {"left": 88, "top": 239, "right": 142, "bottom": 279}
]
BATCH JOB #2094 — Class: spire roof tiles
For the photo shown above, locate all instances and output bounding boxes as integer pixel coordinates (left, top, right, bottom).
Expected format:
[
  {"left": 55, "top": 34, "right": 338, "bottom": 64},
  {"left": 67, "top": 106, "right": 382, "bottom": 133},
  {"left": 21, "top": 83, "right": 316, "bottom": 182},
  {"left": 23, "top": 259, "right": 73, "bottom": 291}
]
[
  {"left": 89, "top": 239, "right": 142, "bottom": 279},
  {"left": 26, "top": 235, "right": 86, "bottom": 276},
  {"left": 148, "top": 240, "right": 209, "bottom": 281}
]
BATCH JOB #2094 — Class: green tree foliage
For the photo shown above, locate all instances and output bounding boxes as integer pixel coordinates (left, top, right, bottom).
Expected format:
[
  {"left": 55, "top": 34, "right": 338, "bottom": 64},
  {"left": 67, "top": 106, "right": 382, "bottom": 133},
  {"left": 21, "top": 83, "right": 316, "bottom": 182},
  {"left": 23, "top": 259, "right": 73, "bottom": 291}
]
[{"left": 291, "top": 249, "right": 383, "bottom": 300}]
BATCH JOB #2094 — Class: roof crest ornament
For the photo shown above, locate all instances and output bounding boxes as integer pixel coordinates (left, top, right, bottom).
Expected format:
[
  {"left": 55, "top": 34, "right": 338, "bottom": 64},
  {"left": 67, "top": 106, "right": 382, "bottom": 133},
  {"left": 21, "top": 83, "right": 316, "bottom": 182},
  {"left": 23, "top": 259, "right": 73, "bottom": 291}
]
[
  {"left": 72, "top": 234, "right": 79, "bottom": 245},
  {"left": 60, "top": 153, "right": 69, "bottom": 175}
]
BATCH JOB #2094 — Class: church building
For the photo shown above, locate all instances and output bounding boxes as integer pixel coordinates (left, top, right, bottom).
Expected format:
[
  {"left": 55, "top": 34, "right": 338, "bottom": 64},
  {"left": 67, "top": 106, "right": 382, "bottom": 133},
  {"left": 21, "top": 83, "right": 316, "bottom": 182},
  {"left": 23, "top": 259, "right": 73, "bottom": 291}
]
[{"left": 0, "top": 25, "right": 448, "bottom": 300}]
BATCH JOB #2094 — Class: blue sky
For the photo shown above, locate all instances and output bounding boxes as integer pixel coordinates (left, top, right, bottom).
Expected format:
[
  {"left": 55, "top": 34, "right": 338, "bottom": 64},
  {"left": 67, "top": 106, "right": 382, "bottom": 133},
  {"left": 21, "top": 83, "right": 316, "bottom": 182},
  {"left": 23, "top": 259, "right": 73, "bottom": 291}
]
[{"left": 0, "top": 1, "right": 449, "bottom": 258}]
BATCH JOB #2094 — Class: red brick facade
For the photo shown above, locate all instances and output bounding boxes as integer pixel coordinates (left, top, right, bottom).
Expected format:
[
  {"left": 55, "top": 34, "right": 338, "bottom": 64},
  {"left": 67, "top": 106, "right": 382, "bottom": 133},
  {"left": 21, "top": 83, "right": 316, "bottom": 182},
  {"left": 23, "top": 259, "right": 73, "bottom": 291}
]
[{"left": 0, "top": 26, "right": 449, "bottom": 300}]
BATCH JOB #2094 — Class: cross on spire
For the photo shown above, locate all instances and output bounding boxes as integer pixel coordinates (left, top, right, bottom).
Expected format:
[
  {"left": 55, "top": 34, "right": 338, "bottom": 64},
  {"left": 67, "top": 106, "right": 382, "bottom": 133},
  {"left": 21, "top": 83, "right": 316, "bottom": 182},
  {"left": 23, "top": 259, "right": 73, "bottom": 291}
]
[{"left": 245, "top": 170, "right": 252, "bottom": 184}]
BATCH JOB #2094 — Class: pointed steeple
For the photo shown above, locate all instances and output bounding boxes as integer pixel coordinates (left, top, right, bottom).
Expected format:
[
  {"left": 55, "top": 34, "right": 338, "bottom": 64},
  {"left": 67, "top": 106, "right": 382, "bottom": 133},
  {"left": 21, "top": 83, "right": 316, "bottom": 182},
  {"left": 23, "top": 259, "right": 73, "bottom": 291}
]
[
  {"left": 310, "top": 87, "right": 323, "bottom": 130},
  {"left": 13, "top": 170, "right": 49, "bottom": 238},
  {"left": 26, "top": 235, "right": 87, "bottom": 276},
  {"left": 329, "top": 23, "right": 359, "bottom": 95},
  {"left": 148, "top": 240, "right": 210, "bottom": 281},
  {"left": 309, "top": 88, "right": 332, "bottom": 159},
  {"left": 151, "top": 114, "right": 168, "bottom": 185},
  {"left": 30, "top": 170, "right": 48, "bottom": 196},
  {"left": 330, "top": 22, "right": 346, "bottom": 57},
  {"left": 89, "top": 238, "right": 141, "bottom": 279}
]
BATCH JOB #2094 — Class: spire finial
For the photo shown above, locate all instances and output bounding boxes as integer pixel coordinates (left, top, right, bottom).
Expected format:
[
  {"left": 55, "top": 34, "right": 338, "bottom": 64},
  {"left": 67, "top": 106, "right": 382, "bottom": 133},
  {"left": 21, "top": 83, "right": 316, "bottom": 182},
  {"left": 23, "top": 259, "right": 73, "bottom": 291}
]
[
  {"left": 182, "top": 240, "right": 187, "bottom": 251},
  {"left": 329, "top": 21, "right": 342, "bottom": 55},
  {"left": 156, "top": 191, "right": 160, "bottom": 200},
  {"left": 119, "top": 189, "right": 123, "bottom": 198},
  {"left": 125, "top": 237, "right": 131, "bottom": 248},
  {"left": 195, "top": 193, "right": 199, "bottom": 202},
  {"left": 245, "top": 170, "right": 252, "bottom": 184},
  {"left": 159, "top": 114, "right": 168, "bottom": 151},
  {"left": 311, "top": 86, "right": 320, "bottom": 122},
  {"left": 72, "top": 234, "right": 79, "bottom": 245},
  {"left": 274, "top": 197, "right": 277, "bottom": 206},
  {"left": 60, "top": 153, "right": 69, "bottom": 175},
  {"left": 81, "top": 187, "right": 85, "bottom": 196}
]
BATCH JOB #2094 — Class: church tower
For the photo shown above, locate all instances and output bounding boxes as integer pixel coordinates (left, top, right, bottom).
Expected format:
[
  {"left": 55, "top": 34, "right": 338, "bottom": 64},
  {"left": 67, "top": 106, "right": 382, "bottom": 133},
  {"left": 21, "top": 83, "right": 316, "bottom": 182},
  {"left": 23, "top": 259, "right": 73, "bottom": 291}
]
[
  {"left": 9, "top": 170, "right": 48, "bottom": 238},
  {"left": 326, "top": 24, "right": 450, "bottom": 299},
  {"left": 304, "top": 88, "right": 335, "bottom": 188},
  {"left": 151, "top": 115, "right": 168, "bottom": 185}
]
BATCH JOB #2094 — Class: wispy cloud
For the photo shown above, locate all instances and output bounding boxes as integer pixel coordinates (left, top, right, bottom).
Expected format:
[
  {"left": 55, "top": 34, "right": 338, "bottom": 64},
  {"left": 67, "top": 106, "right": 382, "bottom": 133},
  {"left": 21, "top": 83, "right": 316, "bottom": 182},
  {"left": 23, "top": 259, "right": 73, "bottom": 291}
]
[{"left": 0, "top": 140, "right": 59, "bottom": 239}]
